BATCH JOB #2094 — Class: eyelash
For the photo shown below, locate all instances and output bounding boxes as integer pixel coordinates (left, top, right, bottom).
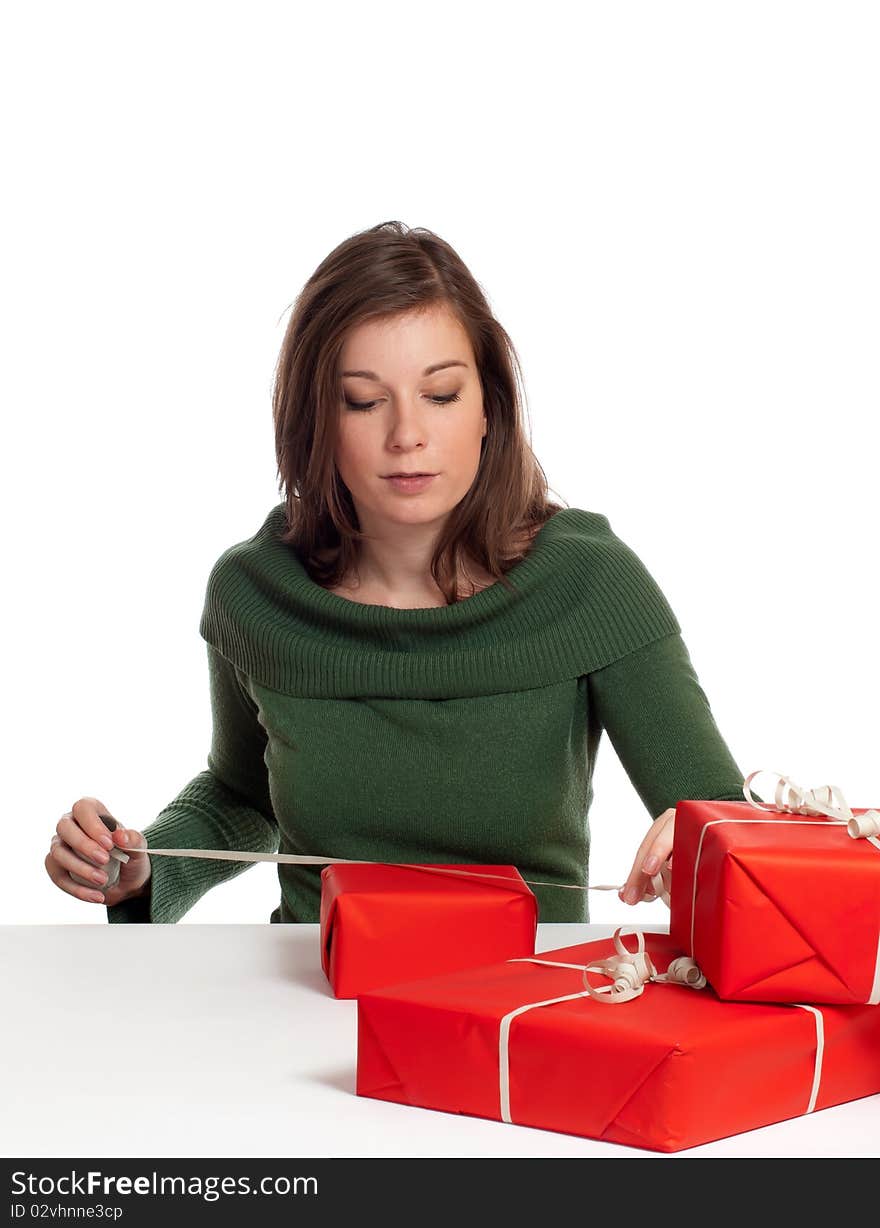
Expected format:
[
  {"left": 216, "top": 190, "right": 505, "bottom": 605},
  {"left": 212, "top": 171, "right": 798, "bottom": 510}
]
[{"left": 343, "top": 392, "right": 462, "bottom": 412}]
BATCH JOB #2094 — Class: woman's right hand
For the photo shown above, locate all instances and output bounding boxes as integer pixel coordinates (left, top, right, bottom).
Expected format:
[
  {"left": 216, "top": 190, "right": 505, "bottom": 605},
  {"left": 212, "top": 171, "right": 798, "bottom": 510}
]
[{"left": 45, "top": 797, "right": 151, "bottom": 908}]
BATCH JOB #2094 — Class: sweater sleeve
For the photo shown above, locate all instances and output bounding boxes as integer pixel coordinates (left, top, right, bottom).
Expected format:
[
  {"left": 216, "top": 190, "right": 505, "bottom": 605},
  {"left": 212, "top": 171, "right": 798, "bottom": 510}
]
[
  {"left": 586, "top": 630, "right": 746, "bottom": 822},
  {"left": 106, "top": 644, "right": 279, "bottom": 923}
]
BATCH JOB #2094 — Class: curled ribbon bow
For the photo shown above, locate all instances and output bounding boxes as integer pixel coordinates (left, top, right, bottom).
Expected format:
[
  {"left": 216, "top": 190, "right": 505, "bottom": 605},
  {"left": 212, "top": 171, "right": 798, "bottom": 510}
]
[
  {"left": 581, "top": 928, "right": 707, "bottom": 1004},
  {"left": 743, "top": 769, "right": 880, "bottom": 839}
]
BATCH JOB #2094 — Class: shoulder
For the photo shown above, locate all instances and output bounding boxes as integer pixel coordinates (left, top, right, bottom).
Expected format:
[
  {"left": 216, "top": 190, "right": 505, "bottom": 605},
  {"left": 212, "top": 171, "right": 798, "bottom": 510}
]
[
  {"left": 216, "top": 502, "right": 287, "bottom": 563},
  {"left": 539, "top": 506, "right": 681, "bottom": 635},
  {"left": 203, "top": 503, "right": 288, "bottom": 590},
  {"left": 543, "top": 506, "right": 612, "bottom": 542},
  {"left": 549, "top": 506, "right": 657, "bottom": 562},
  {"left": 540, "top": 506, "right": 630, "bottom": 567},
  {"left": 199, "top": 503, "right": 291, "bottom": 648}
]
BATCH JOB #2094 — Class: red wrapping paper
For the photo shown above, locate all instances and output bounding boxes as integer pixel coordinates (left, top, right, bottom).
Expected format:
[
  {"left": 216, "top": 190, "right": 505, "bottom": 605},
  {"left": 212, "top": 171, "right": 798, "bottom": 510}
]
[
  {"left": 669, "top": 799, "right": 880, "bottom": 1005},
  {"left": 356, "top": 931, "right": 880, "bottom": 1152},
  {"left": 320, "top": 863, "right": 537, "bottom": 998}
]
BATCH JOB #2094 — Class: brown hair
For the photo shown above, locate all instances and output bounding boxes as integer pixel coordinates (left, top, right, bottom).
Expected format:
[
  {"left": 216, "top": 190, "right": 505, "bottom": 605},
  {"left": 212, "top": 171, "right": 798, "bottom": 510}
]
[{"left": 272, "top": 220, "right": 566, "bottom": 604}]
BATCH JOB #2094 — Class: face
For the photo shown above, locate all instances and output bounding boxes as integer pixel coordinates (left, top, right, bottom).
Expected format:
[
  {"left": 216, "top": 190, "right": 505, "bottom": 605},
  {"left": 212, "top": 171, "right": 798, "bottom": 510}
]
[{"left": 334, "top": 302, "right": 488, "bottom": 534}]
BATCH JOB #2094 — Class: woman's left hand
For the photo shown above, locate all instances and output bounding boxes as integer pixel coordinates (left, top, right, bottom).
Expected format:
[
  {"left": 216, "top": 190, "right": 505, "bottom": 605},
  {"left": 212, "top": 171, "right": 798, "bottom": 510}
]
[{"left": 619, "top": 807, "right": 675, "bottom": 905}]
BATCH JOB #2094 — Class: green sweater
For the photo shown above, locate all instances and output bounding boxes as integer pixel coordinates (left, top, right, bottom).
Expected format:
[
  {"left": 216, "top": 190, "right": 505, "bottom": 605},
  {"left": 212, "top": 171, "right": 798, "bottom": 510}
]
[{"left": 107, "top": 504, "right": 745, "bottom": 926}]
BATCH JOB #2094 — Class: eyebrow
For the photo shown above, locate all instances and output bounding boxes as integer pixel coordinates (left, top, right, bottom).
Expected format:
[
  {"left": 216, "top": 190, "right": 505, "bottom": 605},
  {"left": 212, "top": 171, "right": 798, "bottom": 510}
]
[{"left": 340, "top": 360, "right": 469, "bottom": 380}]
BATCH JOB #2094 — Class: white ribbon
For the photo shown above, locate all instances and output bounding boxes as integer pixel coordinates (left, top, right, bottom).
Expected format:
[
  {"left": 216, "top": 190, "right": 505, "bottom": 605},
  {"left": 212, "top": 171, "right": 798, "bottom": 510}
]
[
  {"left": 97, "top": 769, "right": 878, "bottom": 913},
  {"left": 111, "top": 845, "right": 668, "bottom": 904},
  {"left": 497, "top": 928, "right": 826, "bottom": 1130},
  {"left": 742, "top": 768, "right": 880, "bottom": 840},
  {"left": 793, "top": 1005, "right": 825, "bottom": 1115},
  {"left": 688, "top": 769, "right": 880, "bottom": 1005},
  {"left": 579, "top": 927, "right": 706, "bottom": 1004},
  {"left": 506, "top": 927, "right": 707, "bottom": 1007}
]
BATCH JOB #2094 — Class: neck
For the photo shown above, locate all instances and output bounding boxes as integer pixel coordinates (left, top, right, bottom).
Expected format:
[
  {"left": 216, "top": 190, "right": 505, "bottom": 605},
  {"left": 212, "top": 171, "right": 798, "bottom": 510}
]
[
  {"left": 349, "top": 514, "right": 449, "bottom": 604},
  {"left": 342, "top": 510, "right": 494, "bottom": 606},
  {"left": 355, "top": 530, "right": 441, "bottom": 591}
]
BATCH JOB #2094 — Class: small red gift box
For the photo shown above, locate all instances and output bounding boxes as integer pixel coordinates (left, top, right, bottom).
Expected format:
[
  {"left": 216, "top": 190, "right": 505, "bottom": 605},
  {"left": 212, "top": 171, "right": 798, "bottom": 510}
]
[
  {"left": 356, "top": 930, "right": 880, "bottom": 1153},
  {"left": 670, "top": 792, "right": 880, "bottom": 1005},
  {"left": 320, "top": 862, "right": 537, "bottom": 999}
]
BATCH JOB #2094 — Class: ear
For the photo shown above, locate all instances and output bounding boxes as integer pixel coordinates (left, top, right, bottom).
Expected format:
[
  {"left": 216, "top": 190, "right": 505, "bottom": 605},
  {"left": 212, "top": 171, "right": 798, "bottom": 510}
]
[{"left": 481, "top": 414, "right": 488, "bottom": 437}]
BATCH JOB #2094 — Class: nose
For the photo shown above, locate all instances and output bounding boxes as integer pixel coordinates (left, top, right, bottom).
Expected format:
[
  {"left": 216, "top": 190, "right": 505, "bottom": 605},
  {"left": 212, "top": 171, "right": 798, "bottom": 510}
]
[{"left": 385, "top": 398, "right": 429, "bottom": 452}]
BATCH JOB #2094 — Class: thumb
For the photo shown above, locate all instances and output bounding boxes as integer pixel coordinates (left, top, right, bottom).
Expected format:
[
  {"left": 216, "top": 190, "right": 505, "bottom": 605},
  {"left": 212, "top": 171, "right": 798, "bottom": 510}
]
[
  {"left": 113, "top": 825, "right": 148, "bottom": 874},
  {"left": 112, "top": 823, "right": 146, "bottom": 848}
]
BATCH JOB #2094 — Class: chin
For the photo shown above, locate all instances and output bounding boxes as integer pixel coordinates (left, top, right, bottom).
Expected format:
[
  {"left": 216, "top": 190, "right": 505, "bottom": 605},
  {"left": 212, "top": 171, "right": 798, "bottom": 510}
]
[
  {"left": 383, "top": 500, "right": 449, "bottom": 524},
  {"left": 372, "top": 491, "right": 461, "bottom": 525}
]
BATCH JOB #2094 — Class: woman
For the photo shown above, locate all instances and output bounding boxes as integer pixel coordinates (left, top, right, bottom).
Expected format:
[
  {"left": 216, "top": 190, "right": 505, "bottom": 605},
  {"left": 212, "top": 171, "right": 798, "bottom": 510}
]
[{"left": 45, "top": 220, "right": 745, "bottom": 923}]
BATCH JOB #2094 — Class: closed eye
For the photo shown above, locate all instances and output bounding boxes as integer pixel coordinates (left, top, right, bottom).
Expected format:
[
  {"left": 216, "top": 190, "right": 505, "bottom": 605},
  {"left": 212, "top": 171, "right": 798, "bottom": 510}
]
[{"left": 344, "top": 392, "right": 462, "bottom": 412}]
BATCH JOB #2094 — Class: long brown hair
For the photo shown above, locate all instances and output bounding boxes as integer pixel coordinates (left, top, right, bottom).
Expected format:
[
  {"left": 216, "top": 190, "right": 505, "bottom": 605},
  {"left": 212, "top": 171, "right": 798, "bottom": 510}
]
[{"left": 272, "top": 220, "right": 566, "bottom": 604}]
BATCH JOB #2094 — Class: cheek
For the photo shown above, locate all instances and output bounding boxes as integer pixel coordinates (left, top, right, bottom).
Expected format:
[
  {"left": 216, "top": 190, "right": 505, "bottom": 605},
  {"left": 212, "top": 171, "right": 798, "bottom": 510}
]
[
  {"left": 334, "top": 423, "right": 371, "bottom": 477},
  {"left": 449, "top": 414, "right": 486, "bottom": 459}
]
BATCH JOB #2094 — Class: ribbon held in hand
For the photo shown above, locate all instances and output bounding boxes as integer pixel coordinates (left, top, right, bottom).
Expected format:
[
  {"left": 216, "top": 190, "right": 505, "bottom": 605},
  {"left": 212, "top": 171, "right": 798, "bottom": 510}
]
[
  {"left": 114, "top": 845, "right": 671, "bottom": 905},
  {"left": 743, "top": 769, "right": 880, "bottom": 839}
]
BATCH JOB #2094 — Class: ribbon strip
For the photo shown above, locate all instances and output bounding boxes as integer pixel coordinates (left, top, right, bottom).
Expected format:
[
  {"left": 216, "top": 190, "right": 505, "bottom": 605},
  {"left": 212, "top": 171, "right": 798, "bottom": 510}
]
[
  {"left": 688, "top": 769, "right": 880, "bottom": 1005},
  {"left": 497, "top": 928, "right": 825, "bottom": 1129},
  {"left": 112, "top": 845, "right": 669, "bottom": 904},
  {"left": 795, "top": 1005, "right": 825, "bottom": 1115}
]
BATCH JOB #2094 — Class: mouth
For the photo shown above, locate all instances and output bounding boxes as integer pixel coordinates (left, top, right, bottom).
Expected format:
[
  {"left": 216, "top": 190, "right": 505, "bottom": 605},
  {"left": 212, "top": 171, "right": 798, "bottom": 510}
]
[{"left": 381, "top": 472, "right": 439, "bottom": 493}]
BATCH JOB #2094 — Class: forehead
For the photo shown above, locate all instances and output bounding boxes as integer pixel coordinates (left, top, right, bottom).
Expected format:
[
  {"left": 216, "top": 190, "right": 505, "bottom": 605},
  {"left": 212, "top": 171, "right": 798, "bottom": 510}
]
[{"left": 339, "top": 303, "right": 473, "bottom": 370}]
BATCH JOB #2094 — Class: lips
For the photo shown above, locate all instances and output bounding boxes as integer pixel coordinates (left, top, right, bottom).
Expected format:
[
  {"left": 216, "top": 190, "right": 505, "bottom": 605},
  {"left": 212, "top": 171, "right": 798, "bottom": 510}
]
[{"left": 382, "top": 473, "right": 438, "bottom": 493}]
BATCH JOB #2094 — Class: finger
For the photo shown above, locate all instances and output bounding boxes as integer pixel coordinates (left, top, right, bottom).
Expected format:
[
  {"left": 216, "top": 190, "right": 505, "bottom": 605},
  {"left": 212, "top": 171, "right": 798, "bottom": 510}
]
[
  {"left": 116, "top": 835, "right": 150, "bottom": 888},
  {"left": 620, "top": 814, "right": 669, "bottom": 893},
  {"left": 640, "top": 825, "right": 675, "bottom": 877},
  {"left": 629, "top": 876, "right": 663, "bottom": 906},
  {"left": 111, "top": 824, "right": 146, "bottom": 852},
  {"left": 53, "top": 822, "right": 111, "bottom": 871},
  {"left": 50, "top": 837, "right": 114, "bottom": 888},
  {"left": 620, "top": 810, "right": 674, "bottom": 903},
  {"left": 56, "top": 814, "right": 113, "bottom": 870},
  {"left": 632, "top": 863, "right": 671, "bottom": 908},
  {"left": 631, "top": 840, "right": 674, "bottom": 906},
  {"left": 70, "top": 798, "right": 118, "bottom": 854},
  {"left": 643, "top": 862, "right": 672, "bottom": 902},
  {"left": 660, "top": 860, "right": 673, "bottom": 894},
  {"left": 113, "top": 827, "right": 147, "bottom": 868},
  {"left": 44, "top": 852, "right": 107, "bottom": 904}
]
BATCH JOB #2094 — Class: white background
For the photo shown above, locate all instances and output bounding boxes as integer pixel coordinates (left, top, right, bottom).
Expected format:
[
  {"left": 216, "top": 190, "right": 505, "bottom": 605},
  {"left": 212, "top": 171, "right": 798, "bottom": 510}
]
[{"left": 3, "top": 1, "right": 877, "bottom": 926}]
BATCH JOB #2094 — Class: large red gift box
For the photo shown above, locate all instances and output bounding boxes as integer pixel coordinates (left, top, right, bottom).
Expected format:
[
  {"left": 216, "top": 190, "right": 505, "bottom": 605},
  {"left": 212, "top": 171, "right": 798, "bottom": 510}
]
[
  {"left": 356, "top": 931, "right": 880, "bottom": 1153},
  {"left": 320, "top": 863, "right": 537, "bottom": 999},
  {"left": 670, "top": 799, "right": 880, "bottom": 1005}
]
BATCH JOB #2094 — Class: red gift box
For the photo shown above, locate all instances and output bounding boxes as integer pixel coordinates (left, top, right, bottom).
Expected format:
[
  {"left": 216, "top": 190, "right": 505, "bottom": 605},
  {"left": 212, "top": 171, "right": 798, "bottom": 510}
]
[
  {"left": 670, "top": 798, "right": 880, "bottom": 1005},
  {"left": 356, "top": 930, "right": 880, "bottom": 1153},
  {"left": 320, "top": 863, "right": 537, "bottom": 998}
]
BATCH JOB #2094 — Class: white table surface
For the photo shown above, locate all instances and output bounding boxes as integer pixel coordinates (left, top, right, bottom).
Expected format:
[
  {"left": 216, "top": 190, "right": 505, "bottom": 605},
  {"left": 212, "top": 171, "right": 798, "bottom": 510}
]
[{"left": 2, "top": 922, "right": 877, "bottom": 1159}]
